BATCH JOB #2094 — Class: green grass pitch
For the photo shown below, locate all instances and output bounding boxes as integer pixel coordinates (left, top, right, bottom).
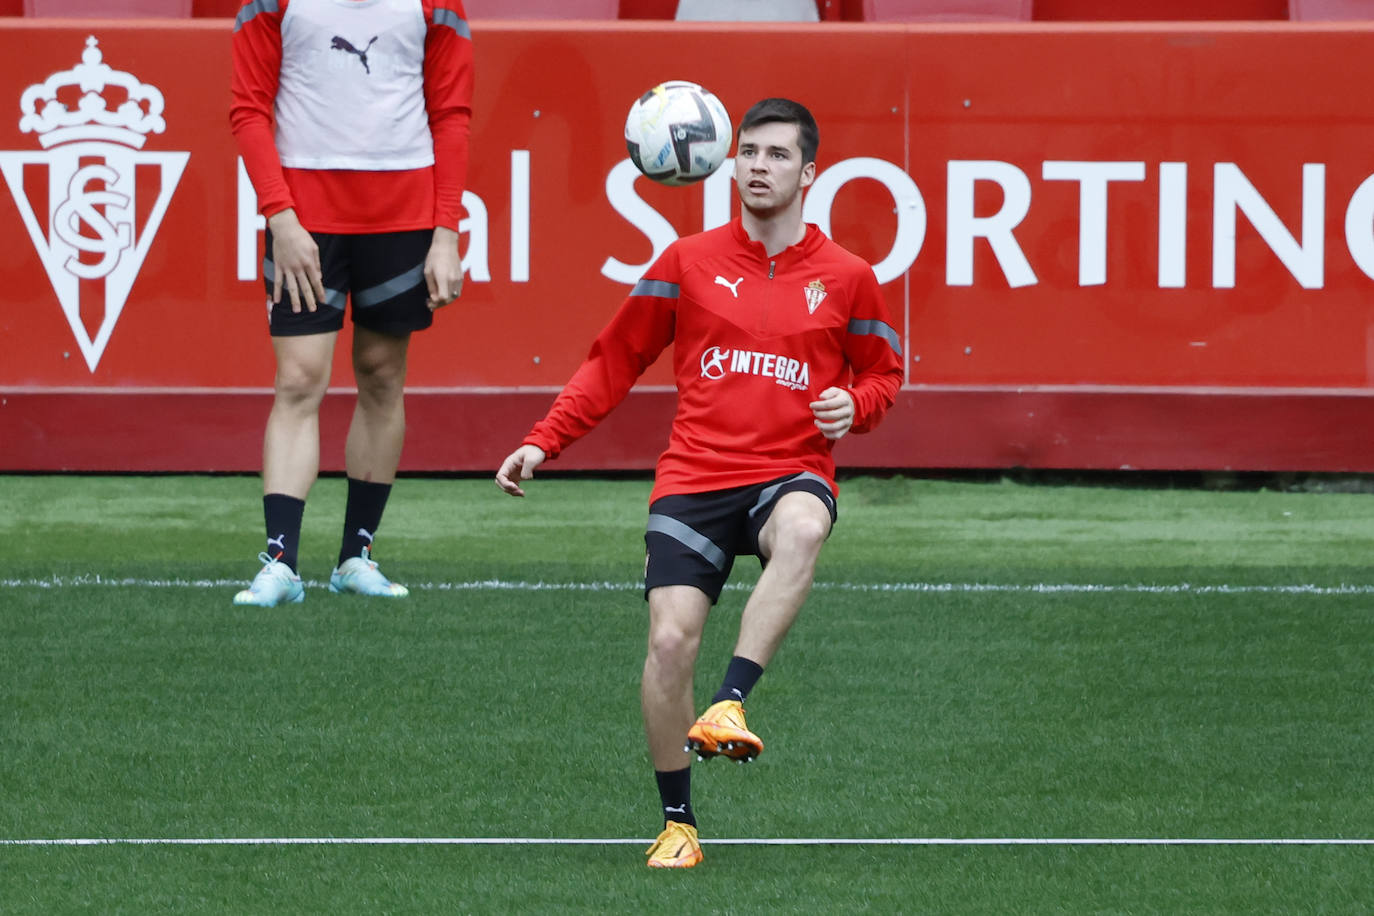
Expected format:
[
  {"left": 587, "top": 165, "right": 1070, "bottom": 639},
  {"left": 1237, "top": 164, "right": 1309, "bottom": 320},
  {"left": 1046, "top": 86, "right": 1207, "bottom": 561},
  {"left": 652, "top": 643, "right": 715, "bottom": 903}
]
[{"left": 2, "top": 473, "right": 1372, "bottom": 913}]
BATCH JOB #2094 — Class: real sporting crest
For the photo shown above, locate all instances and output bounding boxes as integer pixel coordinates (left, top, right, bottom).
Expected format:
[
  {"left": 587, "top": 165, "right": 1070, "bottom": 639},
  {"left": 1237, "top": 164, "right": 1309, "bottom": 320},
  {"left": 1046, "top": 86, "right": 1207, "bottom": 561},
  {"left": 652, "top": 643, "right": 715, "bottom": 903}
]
[
  {"left": 803, "top": 278, "right": 827, "bottom": 315},
  {"left": 0, "top": 36, "right": 188, "bottom": 372}
]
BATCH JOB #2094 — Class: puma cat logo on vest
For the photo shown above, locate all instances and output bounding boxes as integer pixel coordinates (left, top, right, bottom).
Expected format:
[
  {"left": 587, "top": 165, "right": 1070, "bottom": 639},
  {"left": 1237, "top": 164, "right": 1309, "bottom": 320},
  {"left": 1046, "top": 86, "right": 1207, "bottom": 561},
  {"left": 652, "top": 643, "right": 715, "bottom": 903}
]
[{"left": 330, "top": 35, "right": 379, "bottom": 74}]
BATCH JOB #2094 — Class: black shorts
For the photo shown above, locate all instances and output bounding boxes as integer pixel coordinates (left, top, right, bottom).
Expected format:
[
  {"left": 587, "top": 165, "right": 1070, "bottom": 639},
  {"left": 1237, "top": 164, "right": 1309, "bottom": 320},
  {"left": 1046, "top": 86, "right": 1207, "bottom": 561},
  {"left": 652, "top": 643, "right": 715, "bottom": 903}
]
[
  {"left": 644, "top": 472, "right": 838, "bottom": 604},
  {"left": 264, "top": 228, "right": 434, "bottom": 338}
]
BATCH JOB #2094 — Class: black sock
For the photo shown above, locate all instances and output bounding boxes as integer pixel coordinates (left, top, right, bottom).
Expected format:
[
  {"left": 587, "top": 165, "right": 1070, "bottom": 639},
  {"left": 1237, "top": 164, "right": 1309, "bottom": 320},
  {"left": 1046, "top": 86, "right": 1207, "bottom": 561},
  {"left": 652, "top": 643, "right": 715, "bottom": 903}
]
[
  {"left": 712, "top": 656, "right": 764, "bottom": 705},
  {"left": 654, "top": 767, "right": 695, "bottom": 827},
  {"left": 338, "top": 478, "right": 392, "bottom": 566},
  {"left": 263, "top": 494, "right": 305, "bottom": 573}
]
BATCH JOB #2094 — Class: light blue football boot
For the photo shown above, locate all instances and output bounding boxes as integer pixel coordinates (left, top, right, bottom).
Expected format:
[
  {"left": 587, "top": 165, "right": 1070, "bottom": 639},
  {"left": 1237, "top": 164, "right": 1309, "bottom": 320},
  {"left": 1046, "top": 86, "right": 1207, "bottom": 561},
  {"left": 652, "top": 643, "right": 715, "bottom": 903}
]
[
  {"left": 329, "top": 546, "right": 409, "bottom": 598},
  {"left": 233, "top": 552, "right": 305, "bottom": 607}
]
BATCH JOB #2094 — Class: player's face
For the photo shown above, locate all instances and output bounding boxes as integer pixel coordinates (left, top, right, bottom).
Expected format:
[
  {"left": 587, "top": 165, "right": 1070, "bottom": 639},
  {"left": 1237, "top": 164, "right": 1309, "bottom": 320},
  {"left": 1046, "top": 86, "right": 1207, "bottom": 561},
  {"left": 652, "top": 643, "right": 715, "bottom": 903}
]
[{"left": 733, "top": 122, "right": 816, "bottom": 217}]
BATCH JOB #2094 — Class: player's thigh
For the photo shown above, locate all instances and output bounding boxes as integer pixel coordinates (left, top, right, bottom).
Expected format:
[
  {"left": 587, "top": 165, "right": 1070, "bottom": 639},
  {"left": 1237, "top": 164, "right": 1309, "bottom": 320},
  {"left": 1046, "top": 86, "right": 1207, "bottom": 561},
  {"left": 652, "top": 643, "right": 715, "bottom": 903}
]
[
  {"left": 644, "top": 491, "right": 745, "bottom": 605},
  {"left": 345, "top": 230, "right": 434, "bottom": 337},
  {"left": 646, "top": 584, "right": 713, "bottom": 654},
  {"left": 751, "top": 475, "right": 838, "bottom": 563},
  {"left": 350, "top": 324, "right": 412, "bottom": 385},
  {"left": 270, "top": 331, "right": 339, "bottom": 400}
]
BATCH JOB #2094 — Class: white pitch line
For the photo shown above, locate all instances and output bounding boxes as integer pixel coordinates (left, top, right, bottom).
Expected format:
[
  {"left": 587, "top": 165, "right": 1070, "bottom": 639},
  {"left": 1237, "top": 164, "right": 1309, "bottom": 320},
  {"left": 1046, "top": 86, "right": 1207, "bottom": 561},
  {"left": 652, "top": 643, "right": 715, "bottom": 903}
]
[
  {"left": 3, "top": 576, "right": 1374, "bottom": 596},
  {"left": 2, "top": 836, "right": 1372, "bottom": 848}
]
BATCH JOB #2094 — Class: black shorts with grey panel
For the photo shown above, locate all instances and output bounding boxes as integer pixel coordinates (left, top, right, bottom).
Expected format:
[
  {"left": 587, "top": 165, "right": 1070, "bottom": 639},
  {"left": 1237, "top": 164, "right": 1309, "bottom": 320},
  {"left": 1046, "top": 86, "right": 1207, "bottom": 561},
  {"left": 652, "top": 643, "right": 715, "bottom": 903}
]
[
  {"left": 644, "top": 472, "right": 838, "bottom": 604},
  {"left": 264, "top": 228, "right": 434, "bottom": 338}
]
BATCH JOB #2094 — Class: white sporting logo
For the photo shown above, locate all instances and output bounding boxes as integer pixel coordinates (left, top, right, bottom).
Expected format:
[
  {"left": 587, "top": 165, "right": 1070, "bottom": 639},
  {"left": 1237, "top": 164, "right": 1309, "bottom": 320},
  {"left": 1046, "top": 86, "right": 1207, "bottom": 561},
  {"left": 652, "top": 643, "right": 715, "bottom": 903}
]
[
  {"left": 714, "top": 275, "right": 743, "bottom": 298},
  {"left": 664, "top": 804, "right": 687, "bottom": 814},
  {"left": 699, "top": 345, "right": 729, "bottom": 380},
  {"left": 267, "top": 535, "right": 286, "bottom": 551},
  {"left": 697, "top": 345, "right": 810, "bottom": 391},
  {"left": 0, "top": 37, "right": 188, "bottom": 372},
  {"left": 357, "top": 528, "right": 375, "bottom": 542}
]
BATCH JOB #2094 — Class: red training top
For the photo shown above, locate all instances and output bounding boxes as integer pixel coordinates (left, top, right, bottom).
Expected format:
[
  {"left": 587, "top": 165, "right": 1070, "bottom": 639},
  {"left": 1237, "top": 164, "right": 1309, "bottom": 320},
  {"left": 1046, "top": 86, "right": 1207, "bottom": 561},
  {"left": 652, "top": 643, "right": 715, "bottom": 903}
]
[{"left": 524, "top": 219, "right": 905, "bottom": 503}]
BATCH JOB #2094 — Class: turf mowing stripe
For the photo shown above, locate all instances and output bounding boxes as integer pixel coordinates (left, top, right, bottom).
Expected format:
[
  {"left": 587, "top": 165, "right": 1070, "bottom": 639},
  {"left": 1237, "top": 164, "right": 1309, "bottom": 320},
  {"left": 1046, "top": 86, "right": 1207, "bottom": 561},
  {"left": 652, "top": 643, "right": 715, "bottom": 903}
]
[
  {"left": 3, "top": 837, "right": 1372, "bottom": 847},
  {"left": 3, "top": 576, "right": 1374, "bottom": 595}
]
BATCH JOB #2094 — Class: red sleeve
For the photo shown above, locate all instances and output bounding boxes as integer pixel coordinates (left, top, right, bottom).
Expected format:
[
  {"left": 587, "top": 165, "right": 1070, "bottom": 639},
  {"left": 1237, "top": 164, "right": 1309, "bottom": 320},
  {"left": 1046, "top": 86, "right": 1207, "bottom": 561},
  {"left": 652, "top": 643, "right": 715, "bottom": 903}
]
[
  {"left": 524, "top": 256, "right": 679, "bottom": 459},
  {"left": 424, "top": 0, "right": 474, "bottom": 230},
  {"left": 229, "top": 0, "right": 293, "bottom": 219},
  {"left": 843, "top": 268, "right": 904, "bottom": 434}
]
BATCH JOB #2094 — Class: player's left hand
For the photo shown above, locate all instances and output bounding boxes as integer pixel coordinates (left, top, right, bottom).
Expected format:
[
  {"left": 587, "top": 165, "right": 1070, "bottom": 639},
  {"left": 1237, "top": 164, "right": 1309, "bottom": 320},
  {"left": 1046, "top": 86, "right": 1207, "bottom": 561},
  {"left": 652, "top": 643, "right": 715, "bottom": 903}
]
[
  {"left": 810, "top": 387, "right": 855, "bottom": 441},
  {"left": 495, "top": 444, "right": 547, "bottom": 497},
  {"left": 425, "top": 226, "right": 464, "bottom": 310}
]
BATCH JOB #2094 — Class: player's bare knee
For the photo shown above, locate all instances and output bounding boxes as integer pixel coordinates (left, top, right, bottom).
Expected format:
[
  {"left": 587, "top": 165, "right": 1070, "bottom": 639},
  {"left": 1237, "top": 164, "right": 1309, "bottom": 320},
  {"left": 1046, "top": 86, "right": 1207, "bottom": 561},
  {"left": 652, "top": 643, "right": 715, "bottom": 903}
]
[
  {"left": 352, "top": 359, "right": 406, "bottom": 407},
  {"left": 273, "top": 363, "right": 329, "bottom": 410},
  {"left": 646, "top": 622, "right": 701, "bottom": 669},
  {"left": 769, "top": 510, "right": 830, "bottom": 562},
  {"left": 353, "top": 345, "right": 405, "bottom": 383},
  {"left": 648, "top": 623, "right": 699, "bottom": 660}
]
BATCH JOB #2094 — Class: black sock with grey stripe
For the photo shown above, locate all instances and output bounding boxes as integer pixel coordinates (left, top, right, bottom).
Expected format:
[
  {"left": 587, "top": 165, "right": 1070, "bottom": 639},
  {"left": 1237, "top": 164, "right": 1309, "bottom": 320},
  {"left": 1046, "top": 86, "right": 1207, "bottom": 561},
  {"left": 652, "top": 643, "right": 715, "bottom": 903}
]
[
  {"left": 712, "top": 656, "right": 764, "bottom": 704},
  {"left": 655, "top": 767, "right": 695, "bottom": 827}
]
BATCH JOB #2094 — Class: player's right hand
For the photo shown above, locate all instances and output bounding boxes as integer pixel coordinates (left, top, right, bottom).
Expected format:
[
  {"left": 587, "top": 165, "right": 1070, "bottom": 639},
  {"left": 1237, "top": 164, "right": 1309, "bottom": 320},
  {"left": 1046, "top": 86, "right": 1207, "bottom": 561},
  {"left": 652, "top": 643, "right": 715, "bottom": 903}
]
[
  {"left": 267, "top": 208, "right": 325, "bottom": 313},
  {"left": 495, "top": 444, "right": 547, "bottom": 497},
  {"left": 425, "top": 226, "right": 464, "bottom": 310}
]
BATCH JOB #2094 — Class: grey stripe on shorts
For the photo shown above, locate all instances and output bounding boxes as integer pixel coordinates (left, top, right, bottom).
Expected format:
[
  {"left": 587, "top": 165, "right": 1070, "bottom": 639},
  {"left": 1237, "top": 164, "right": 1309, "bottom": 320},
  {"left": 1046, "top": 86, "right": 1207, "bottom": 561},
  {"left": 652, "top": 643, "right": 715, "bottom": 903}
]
[
  {"left": 354, "top": 263, "right": 426, "bottom": 308},
  {"left": 748, "top": 471, "right": 835, "bottom": 519},
  {"left": 646, "top": 514, "right": 728, "bottom": 571},
  {"left": 261, "top": 256, "right": 345, "bottom": 311}
]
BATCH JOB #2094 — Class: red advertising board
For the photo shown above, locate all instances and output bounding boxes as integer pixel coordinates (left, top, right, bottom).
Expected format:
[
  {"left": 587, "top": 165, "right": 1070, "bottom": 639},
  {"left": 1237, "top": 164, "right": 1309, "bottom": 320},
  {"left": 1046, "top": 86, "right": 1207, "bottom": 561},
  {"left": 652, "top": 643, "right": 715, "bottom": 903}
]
[{"left": 2, "top": 20, "right": 1373, "bottom": 471}]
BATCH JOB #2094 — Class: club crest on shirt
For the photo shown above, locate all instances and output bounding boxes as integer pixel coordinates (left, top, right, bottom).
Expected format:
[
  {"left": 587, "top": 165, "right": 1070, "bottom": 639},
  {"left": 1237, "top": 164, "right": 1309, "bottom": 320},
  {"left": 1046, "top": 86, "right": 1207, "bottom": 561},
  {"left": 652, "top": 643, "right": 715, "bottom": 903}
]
[{"left": 803, "top": 279, "right": 827, "bottom": 315}]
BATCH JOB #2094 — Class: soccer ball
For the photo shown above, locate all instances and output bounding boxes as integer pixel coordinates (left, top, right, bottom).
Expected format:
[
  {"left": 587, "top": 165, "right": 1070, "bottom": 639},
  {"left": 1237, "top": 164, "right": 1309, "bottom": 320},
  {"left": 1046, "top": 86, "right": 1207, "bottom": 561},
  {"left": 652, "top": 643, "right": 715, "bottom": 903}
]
[{"left": 624, "top": 81, "right": 732, "bottom": 186}]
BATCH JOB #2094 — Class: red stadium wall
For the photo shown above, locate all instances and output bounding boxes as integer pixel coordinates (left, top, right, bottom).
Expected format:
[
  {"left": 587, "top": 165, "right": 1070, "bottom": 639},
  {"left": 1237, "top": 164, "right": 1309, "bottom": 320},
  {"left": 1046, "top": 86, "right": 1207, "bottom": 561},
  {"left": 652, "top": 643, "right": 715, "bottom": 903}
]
[
  {"left": 3, "top": 20, "right": 1374, "bottom": 473},
  {"left": 0, "top": 1, "right": 1301, "bottom": 20},
  {"left": 616, "top": 1, "right": 1291, "bottom": 21}
]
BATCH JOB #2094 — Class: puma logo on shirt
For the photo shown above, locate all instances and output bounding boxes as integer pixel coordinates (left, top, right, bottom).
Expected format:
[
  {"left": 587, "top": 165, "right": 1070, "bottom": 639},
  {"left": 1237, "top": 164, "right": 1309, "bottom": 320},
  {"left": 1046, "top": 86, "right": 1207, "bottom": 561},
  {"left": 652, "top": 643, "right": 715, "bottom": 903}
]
[{"left": 330, "top": 35, "right": 379, "bottom": 74}]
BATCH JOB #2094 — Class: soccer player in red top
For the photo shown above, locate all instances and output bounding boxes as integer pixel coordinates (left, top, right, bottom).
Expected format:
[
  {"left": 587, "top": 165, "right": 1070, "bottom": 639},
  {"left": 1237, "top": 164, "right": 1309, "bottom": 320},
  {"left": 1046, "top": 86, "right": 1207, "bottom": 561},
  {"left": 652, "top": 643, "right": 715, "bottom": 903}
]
[
  {"left": 229, "top": 0, "right": 472, "bottom": 606},
  {"left": 496, "top": 98, "right": 904, "bottom": 868}
]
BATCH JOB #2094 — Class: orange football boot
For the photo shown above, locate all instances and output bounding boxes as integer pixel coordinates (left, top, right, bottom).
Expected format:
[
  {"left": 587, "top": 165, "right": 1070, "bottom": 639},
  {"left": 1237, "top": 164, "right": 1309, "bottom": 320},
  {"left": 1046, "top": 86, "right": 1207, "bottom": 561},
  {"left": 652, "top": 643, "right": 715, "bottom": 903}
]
[
  {"left": 685, "top": 699, "right": 764, "bottom": 762},
  {"left": 646, "top": 820, "right": 703, "bottom": 869}
]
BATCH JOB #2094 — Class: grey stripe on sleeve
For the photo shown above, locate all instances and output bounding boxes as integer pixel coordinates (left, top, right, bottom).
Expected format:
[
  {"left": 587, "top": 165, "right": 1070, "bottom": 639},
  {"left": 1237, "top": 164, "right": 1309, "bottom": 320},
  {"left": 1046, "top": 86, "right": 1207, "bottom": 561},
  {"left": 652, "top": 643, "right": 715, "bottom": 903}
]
[
  {"left": 848, "top": 318, "right": 903, "bottom": 357},
  {"left": 234, "top": 0, "right": 279, "bottom": 31},
  {"left": 433, "top": 7, "right": 471, "bottom": 39},
  {"left": 630, "top": 279, "right": 680, "bottom": 299},
  {"left": 646, "top": 514, "right": 728, "bottom": 571}
]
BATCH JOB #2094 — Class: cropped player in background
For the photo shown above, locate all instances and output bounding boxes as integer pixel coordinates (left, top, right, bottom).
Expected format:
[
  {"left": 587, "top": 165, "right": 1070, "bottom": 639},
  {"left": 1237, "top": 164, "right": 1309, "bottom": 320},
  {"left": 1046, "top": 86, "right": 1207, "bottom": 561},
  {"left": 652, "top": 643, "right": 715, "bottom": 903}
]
[
  {"left": 229, "top": 0, "right": 472, "bottom": 606},
  {"left": 496, "top": 98, "right": 903, "bottom": 868}
]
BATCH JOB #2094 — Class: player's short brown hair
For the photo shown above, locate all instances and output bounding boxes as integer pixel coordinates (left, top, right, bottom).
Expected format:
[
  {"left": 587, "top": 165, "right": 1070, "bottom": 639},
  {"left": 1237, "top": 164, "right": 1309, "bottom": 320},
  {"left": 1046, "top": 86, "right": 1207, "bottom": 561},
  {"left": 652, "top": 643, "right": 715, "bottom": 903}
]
[{"left": 737, "top": 98, "right": 819, "bottom": 165}]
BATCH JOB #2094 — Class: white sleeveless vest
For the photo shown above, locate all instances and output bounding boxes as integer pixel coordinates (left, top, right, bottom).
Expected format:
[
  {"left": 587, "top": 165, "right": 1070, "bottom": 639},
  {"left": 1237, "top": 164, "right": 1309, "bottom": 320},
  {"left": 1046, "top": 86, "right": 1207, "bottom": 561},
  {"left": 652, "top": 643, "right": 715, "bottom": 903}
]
[{"left": 275, "top": 0, "right": 434, "bottom": 171}]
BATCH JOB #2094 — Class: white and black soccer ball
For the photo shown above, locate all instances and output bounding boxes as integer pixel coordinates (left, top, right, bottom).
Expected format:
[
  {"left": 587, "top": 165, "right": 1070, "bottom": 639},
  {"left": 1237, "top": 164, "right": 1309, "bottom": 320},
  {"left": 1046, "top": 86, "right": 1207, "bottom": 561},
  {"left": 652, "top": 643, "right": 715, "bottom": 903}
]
[{"left": 624, "top": 81, "right": 732, "bottom": 187}]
